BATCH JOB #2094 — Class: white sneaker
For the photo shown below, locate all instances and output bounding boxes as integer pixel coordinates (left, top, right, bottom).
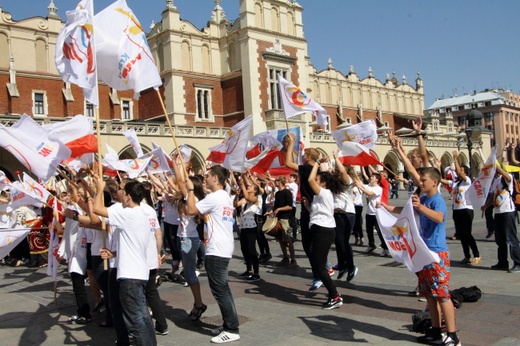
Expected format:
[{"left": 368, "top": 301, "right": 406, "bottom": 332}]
[
  {"left": 380, "top": 249, "right": 389, "bottom": 257},
  {"left": 211, "top": 331, "right": 240, "bottom": 343}
]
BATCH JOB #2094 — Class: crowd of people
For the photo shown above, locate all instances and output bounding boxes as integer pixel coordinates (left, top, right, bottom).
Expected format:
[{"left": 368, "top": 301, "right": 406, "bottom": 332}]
[{"left": 2, "top": 116, "right": 520, "bottom": 346}]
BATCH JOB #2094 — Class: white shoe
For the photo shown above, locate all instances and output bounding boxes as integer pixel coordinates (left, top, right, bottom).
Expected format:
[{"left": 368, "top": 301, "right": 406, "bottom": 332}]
[
  {"left": 211, "top": 331, "right": 240, "bottom": 343},
  {"left": 380, "top": 249, "right": 389, "bottom": 257}
]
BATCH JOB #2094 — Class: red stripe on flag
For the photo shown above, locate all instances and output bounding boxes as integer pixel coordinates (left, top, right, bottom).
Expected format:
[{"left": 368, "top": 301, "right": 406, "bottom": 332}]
[{"left": 66, "top": 134, "right": 98, "bottom": 158}]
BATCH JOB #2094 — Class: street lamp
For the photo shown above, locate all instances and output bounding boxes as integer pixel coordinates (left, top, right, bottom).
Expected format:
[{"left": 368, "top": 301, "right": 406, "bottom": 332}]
[{"left": 464, "top": 108, "right": 491, "bottom": 178}]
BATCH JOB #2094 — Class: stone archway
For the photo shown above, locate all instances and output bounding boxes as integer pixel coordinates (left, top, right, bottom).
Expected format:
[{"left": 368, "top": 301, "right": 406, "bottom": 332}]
[
  {"left": 118, "top": 144, "right": 152, "bottom": 159},
  {"left": 171, "top": 145, "right": 206, "bottom": 175},
  {"left": 439, "top": 151, "right": 453, "bottom": 177},
  {"left": 382, "top": 150, "right": 401, "bottom": 179}
]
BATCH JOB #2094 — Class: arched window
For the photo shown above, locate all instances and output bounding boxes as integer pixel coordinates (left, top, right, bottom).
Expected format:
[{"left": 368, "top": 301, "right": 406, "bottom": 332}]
[
  {"left": 0, "top": 33, "right": 9, "bottom": 69},
  {"left": 35, "top": 39, "right": 47, "bottom": 72},
  {"left": 201, "top": 44, "right": 211, "bottom": 74},
  {"left": 271, "top": 7, "right": 280, "bottom": 32},
  {"left": 181, "top": 41, "right": 191, "bottom": 71},
  {"left": 254, "top": 3, "right": 263, "bottom": 28}
]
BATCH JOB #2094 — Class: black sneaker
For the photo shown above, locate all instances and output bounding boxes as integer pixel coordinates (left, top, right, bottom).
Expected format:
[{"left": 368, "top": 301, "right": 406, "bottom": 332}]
[
  {"left": 322, "top": 295, "right": 343, "bottom": 310},
  {"left": 509, "top": 265, "right": 520, "bottom": 273},
  {"left": 346, "top": 266, "right": 359, "bottom": 282},
  {"left": 237, "top": 271, "right": 252, "bottom": 279},
  {"left": 260, "top": 254, "right": 272, "bottom": 264},
  {"left": 337, "top": 268, "right": 348, "bottom": 280},
  {"left": 67, "top": 315, "right": 92, "bottom": 325},
  {"left": 485, "top": 231, "right": 494, "bottom": 239},
  {"left": 491, "top": 263, "right": 509, "bottom": 271},
  {"left": 246, "top": 274, "right": 261, "bottom": 282},
  {"left": 155, "top": 328, "right": 169, "bottom": 336},
  {"left": 417, "top": 328, "right": 442, "bottom": 344}
]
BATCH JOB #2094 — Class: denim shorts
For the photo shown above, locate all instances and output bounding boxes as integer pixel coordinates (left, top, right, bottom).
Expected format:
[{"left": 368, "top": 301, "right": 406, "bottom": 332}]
[{"left": 178, "top": 237, "right": 201, "bottom": 285}]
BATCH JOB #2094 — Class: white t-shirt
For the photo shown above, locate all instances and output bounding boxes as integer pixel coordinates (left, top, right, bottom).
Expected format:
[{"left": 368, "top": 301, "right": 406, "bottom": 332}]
[
  {"left": 450, "top": 177, "right": 473, "bottom": 210},
  {"left": 239, "top": 195, "right": 262, "bottom": 229},
  {"left": 334, "top": 188, "right": 355, "bottom": 214},
  {"left": 491, "top": 175, "right": 516, "bottom": 214},
  {"left": 364, "top": 185, "right": 382, "bottom": 215},
  {"left": 107, "top": 203, "right": 150, "bottom": 280},
  {"left": 196, "top": 189, "right": 235, "bottom": 258},
  {"left": 352, "top": 186, "right": 363, "bottom": 206},
  {"left": 288, "top": 182, "right": 298, "bottom": 207},
  {"left": 141, "top": 202, "right": 160, "bottom": 270},
  {"left": 59, "top": 204, "right": 88, "bottom": 275},
  {"left": 310, "top": 188, "right": 336, "bottom": 228},
  {"left": 177, "top": 196, "right": 200, "bottom": 238}
]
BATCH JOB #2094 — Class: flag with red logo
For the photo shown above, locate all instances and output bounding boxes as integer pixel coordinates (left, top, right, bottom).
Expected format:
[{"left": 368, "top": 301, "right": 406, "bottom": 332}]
[
  {"left": 55, "top": 0, "right": 98, "bottom": 106},
  {"left": 139, "top": 147, "right": 170, "bottom": 174},
  {"left": 22, "top": 173, "right": 52, "bottom": 206},
  {"left": 376, "top": 197, "right": 440, "bottom": 273},
  {"left": 466, "top": 146, "right": 497, "bottom": 209},
  {"left": 0, "top": 115, "right": 71, "bottom": 182},
  {"left": 336, "top": 141, "right": 382, "bottom": 167},
  {"left": 207, "top": 115, "right": 253, "bottom": 172},
  {"left": 278, "top": 75, "right": 328, "bottom": 125},
  {"left": 94, "top": 0, "right": 162, "bottom": 98},
  {"left": 332, "top": 120, "right": 378, "bottom": 150},
  {"left": 103, "top": 156, "right": 152, "bottom": 179},
  {"left": 8, "top": 181, "right": 45, "bottom": 210},
  {"left": 43, "top": 115, "right": 98, "bottom": 159}
]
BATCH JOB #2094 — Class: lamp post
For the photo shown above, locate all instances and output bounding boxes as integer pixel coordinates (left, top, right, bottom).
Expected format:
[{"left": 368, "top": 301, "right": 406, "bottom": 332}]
[{"left": 464, "top": 108, "right": 491, "bottom": 178}]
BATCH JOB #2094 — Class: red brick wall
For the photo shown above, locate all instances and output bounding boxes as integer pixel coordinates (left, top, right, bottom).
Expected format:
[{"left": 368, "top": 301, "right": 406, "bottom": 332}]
[{"left": 0, "top": 72, "right": 138, "bottom": 120}]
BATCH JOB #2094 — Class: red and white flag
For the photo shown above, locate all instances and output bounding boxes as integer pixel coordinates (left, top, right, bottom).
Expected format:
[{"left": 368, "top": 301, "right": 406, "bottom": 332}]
[
  {"left": 245, "top": 127, "right": 303, "bottom": 175},
  {"left": 94, "top": 0, "right": 162, "bottom": 98},
  {"left": 332, "top": 120, "right": 378, "bottom": 149},
  {"left": 336, "top": 141, "right": 382, "bottom": 167},
  {"left": 0, "top": 115, "right": 71, "bottom": 182},
  {"left": 278, "top": 74, "right": 328, "bottom": 125},
  {"left": 376, "top": 197, "right": 440, "bottom": 273},
  {"left": 55, "top": 0, "right": 98, "bottom": 106},
  {"left": 207, "top": 115, "right": 253, "bottom": 172},
  {"left": 466, "top": 146, "right": 497, "bottom": 209},
  {"left": 123, "top": 128, "right": 144, "bottom": 158},
  {"left": 43, "top": 115, "right": 98, "bottom": 159},
  {"left": 104, "top": 156, "right": 152, "bottom": 179}
]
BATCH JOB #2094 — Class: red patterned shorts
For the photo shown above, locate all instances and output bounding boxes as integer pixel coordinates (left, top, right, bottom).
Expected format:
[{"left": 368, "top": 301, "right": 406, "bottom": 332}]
[{"left": 418, "top": 251, "right": 451, "bottom": 302}]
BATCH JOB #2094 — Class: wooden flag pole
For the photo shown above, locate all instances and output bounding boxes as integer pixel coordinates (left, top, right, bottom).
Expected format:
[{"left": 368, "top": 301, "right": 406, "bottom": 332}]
[
  {"left": 94, "top": 107, "right": 108, "bottom": 270},
  {"left": 156, "top": 90, "right": 189, "bottom": 178}
]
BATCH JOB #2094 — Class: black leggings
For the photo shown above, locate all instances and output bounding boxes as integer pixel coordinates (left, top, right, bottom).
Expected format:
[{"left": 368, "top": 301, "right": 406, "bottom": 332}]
[
  {"left": 453, "top": 208, "right": 479, "bottom": 259},
  {"left": 240, "top": 227, "right": 259, "bottom": 274},
  {"left": 353, "top": 205, "right": 364, "bottom": 239},
  {"left": 334, "top": 213, "right": 356, "bottom": 271},
  {"left": 366, "top": 214, "right": 386, "bottom": 249},
  {"left": 309, "top": 224, "right": 337, "bottom": 298}
]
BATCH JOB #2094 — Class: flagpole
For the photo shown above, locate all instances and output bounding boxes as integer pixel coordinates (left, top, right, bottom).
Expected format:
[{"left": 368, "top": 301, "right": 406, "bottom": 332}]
[
  {"left": 94, "top": 107, "right": 108, "bottom": 271},
  {"left": 156, "top": 90, "right": 189, "bottom": 178}
]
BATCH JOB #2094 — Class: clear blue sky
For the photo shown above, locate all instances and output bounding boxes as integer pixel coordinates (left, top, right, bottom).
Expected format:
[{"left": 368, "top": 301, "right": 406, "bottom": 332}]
[{"left": 2, "top": 0, "right": 519, "bottom": 108}]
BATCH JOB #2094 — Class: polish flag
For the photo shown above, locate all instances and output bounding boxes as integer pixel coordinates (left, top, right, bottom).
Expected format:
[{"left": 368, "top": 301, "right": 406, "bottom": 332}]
[
  {"left": 44, "top": 115, "right": 98, "bottom": 159},
  {"left": 337, "top": 141, "right": 383, "bottom": 167},
  {"left": 244, "top": 148, "right": 281, "bottom": 175}
]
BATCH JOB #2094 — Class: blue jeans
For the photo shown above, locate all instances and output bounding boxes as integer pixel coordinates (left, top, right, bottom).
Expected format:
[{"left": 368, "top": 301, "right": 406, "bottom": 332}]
[
  {"left": 205, "top": 255, "right": 239, "bottom": 333},
  {"left": 494, "top": 212, "right": 520, "bottom": 267},
  {"left": 178, "top": 236, "right": 202, "bottom": 285},
  {"left": 119, "top": 279, "right": 157, "bottom": 346}
]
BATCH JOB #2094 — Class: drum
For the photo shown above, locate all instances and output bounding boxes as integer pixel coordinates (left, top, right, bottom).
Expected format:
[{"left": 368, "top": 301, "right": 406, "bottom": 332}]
[{"left": 261, "top": 216, "right": 283, "bottom": 237}]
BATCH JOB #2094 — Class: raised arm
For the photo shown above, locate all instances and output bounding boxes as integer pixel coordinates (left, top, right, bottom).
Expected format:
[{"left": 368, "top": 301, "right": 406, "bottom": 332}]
[
  {"left": 285, "top": 134, "right": 299, "bottom": 171},
  {"left": 412, "top": 116, "right": 429, "bottom": 167},
  {"left": 333, "top": 149, "right": 351, "bottom": 184},
  {"left": 308, "top": 162, "right": 322, "bottom": 195}
]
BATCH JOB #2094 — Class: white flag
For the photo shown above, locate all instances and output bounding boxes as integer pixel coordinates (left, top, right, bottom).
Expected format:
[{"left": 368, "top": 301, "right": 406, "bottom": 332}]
[
  {"left": 8, "top": 181, "right": 45, "bottom": 210},
  {"left": 466, "top": 146, "right": 497, "bottom": 209},
  {"left": 0, "top": 228, "right": 31, "bottom": 261},
  {"left": 123, "top": 128, "right": 144, "bottom": 158},
  {"left": 94, "top": 0, "right": 162, "bottom": 98},
  {"left": 55, "top": 0, "right": 98, "bottom": 106},
  {"left": 0, "top": 115, "right": 71, "bottom": 182},
  {"left": 278, "top": 74, "right": 328, "bottom": 125},
  {"left": 376, "top": 198, "right": 440, "bottom": 273},
  {"left": 207, "top": 115, "right": 253, "bottom": 172},
  {"left": 139, "top": 148, "right": 171, "bottom": 174},
  {"left": 332, "top": 120, "right": 378, "bottom": 149},
  {"left": 22, "top": 173, "right": 52, "bottom": 206}
]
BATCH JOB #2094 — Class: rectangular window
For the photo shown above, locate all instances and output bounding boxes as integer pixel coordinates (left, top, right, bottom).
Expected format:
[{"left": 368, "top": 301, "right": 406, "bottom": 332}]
[
  {"left": 268, "top": 68, "right": 287, "bottom": 110},
  {"left": 85, "top": 101, "right": 94, "bottom": 118},
  {"left": 33, "top": 92, "right": 45, "bottom": 115},
  {"left": 121, "top": 99, "right": 133, "bottom": 120},
  {"left": 196, "top": 88, "right": 212, "bottom": 121}
]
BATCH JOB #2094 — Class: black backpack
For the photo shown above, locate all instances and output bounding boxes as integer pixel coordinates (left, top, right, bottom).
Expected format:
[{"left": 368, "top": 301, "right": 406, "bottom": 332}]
[
  {"left": 450, "top": 285, "right": 482, "bottom": 308},
  {"left": 411, "top": 311, "right": 431, "bottom": 334}
]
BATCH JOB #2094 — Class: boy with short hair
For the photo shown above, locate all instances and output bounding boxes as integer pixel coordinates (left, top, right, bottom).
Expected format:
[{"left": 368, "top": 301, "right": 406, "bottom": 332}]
[
  {"left": 382, "top": 167, "right": 460, "bottom": 346},
  {"left": 413, "top": 167, "right": 460, "bottom": 346}
]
